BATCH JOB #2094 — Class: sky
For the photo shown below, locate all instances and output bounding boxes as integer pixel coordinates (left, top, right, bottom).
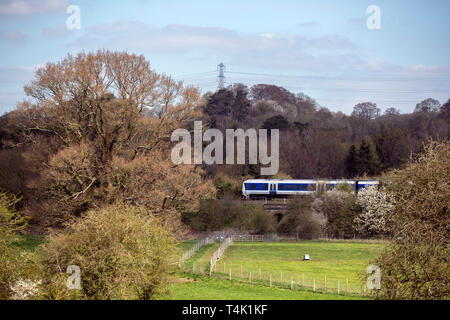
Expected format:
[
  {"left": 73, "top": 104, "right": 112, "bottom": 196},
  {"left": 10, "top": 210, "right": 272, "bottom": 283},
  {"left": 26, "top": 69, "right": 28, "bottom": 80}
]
[{"left": 0, "top": 0, "right": 449, "bottom": 115}]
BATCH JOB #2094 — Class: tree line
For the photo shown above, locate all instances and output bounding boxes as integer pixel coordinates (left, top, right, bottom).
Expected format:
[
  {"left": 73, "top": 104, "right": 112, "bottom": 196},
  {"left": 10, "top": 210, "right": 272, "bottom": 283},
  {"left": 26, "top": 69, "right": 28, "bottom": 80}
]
[{"left": 200, "top": 84, "right": 449, "bottom": 182}]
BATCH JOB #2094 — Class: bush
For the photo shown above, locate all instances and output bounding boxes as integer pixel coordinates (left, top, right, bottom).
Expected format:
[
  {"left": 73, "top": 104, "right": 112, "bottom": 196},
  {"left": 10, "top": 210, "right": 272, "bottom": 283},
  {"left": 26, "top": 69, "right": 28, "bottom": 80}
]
[
  {"left": 244, "top": 205, "right": 277, "bottom": 234},
  {"left": 278, "top": 196, "right": 326, "bottom": 239},
  {"left": 0, "top": 192, "right": 39, "bottom": 300},
  {"left": 353, "top": 186, "right": 395, "bottom": 236},
  {"left": 40, "top": 204, "right": 177, "bottom": 300},
  {"left": 373, "top": 140, "right": 450, "bottom": 299},
  {"left": 214, "top": 173, "right": 245, "bottom": 198},
  {"left": 312, "top": 189, "right": 358, "bottom": 238},
  {"left": 186, "top": 198, "right": 276, "bottom": 233}
]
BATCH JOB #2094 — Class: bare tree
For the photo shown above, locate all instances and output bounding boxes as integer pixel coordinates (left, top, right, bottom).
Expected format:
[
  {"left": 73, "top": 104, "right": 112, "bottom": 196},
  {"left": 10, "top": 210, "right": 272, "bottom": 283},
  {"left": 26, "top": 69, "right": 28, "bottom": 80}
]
[{"left": 10, "top": 50, "right": 214, "bottom": 229}]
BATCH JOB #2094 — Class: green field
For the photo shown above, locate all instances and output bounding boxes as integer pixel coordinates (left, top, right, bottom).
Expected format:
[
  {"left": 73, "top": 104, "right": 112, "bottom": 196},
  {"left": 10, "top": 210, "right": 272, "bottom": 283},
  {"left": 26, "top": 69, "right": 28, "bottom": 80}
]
[
  {"left": 212, "top": 241, "right": 384, "bottom": 294},
  {"left": 165, "top": 239, "right": 384, "bottom": 300},
  {"left": 159, "top": 273, "right": 365, "bottom": 300}
]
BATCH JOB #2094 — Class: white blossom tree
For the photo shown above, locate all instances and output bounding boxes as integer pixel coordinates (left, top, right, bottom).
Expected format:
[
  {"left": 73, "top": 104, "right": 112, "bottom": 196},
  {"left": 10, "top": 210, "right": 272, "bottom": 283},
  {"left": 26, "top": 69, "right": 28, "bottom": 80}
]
[{"left": 354, "top": 186, "right": 395, "bottom": 235}]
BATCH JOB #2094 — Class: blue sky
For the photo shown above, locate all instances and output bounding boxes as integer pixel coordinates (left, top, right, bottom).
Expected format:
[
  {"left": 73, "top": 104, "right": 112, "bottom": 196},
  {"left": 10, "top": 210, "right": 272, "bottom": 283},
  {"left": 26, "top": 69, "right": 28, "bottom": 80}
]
[{"left": 0, "top": 0, "right": 449, "bottom": 115}]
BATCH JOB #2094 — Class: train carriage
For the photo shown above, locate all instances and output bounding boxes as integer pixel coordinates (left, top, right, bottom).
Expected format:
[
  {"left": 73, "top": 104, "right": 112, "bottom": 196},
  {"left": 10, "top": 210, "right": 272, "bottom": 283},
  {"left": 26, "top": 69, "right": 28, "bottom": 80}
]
[{"left": 242, "top": 179, "right": 378, "bottom": 199}]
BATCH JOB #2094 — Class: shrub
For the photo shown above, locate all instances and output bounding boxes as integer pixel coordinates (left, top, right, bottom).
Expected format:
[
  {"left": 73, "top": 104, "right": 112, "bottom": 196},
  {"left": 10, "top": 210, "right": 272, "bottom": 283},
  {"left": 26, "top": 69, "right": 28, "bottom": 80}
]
[
  {"left": 353, "top": 186, "right": 395, "bottom": 236},
  {"left": 312, "top": 189, "right": 358, "bottom": 238},
  {"left": 278, "top": 196, "right": 326, "bottom": 239},
  {"left": 186, "top": 198, "right": 276, "bottom": 233},
  {"left": 9, "top": 279, "right": 41, "bottom": 300},
  {"left": 373, "top": 140, "right": 450, "bottom": 299},
  {"left": 40, "top": 204, "right": 177, "bottom": 300},
  {"left": 214, "top": 173, "right": 244, "bottom": 198},
  {"left": 244, "top": 205, "right": 277, "bottom": 234},
  {"left": 0, "top": 192, "right": 39, "bottom": 300}
]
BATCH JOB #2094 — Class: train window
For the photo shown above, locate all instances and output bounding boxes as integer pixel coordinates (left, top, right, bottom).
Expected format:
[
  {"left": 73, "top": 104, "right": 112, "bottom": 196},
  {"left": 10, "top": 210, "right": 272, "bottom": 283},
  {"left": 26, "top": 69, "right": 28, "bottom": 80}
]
[
  {"left": 246, "top": 183, "right": 269, "bottom": 190},
  {"left": 277, "top": 183, "right": 316, "bottom": 191}
]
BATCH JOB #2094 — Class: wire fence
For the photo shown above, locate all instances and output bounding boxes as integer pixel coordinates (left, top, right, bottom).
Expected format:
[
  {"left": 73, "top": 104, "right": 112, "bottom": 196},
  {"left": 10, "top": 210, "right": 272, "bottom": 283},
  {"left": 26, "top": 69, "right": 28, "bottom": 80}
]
[
  {"left": 209, "top": 261, "right": 369, "bottom": 296},
  {"left": 230, "top": 234, "right": 277, "bottom": 242},
  {"left": 179, "top": 237, "right": 214, "bottom": 267},
  {"left": 188, "top": 232, "right": 387, "bottom": 242},
  {"left": 209, "top": 237, "right": 233, "bottom": 275}
]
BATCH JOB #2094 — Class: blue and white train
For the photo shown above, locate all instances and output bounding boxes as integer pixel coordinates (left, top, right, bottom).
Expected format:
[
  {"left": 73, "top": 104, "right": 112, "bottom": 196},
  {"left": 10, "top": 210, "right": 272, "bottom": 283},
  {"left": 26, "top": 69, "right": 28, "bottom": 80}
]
[{"left": 242, "top": 179, "right": 378, "bottom": 199}]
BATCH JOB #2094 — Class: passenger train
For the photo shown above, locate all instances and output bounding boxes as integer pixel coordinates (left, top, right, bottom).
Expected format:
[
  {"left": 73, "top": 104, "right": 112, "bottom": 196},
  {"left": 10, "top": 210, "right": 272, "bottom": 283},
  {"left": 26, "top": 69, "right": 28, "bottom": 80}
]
[{"left": 242, "top": 179, "right": 378, "bottom": 199}]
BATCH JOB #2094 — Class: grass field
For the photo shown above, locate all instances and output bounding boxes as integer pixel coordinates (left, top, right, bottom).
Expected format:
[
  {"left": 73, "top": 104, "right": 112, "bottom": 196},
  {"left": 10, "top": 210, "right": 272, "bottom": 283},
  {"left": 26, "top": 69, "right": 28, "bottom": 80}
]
[
  {"left": 210, "top": 241, "right": 384, "bottom": 294},
  {"left": 159, "top": 272, "right": 365, "bottom": 300},
  {"left": 167, "top": 239, "right": 383, "bottom": 299}
]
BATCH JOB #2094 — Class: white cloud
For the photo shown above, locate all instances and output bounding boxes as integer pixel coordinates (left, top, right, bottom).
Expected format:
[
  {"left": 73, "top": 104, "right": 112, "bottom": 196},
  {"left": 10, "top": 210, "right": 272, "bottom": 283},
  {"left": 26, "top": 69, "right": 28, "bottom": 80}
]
[
  {"left": 66, "top": 22, "right": 363, "bottom": 73},
  {"left": 0, "top": 0, "right": 66, "bottom": 15},
  {"left": 0, "top": 30, "right": 27, "bottom": 42}
]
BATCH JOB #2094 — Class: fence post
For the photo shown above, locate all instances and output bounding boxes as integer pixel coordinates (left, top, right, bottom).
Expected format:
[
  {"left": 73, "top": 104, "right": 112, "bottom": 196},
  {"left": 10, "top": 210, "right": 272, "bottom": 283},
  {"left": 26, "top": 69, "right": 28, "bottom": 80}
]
[
  {"left": 223, "top": 262, "right": 226, "bottom": 273},
  {"left": 324, "top": 275, "right": 327, "bottom": 290},
  {"left": 280, "top": 271, "right": 283, "bottom": 282},
  {"left": 337, "top": 280, "right": 340, "bottom": 295},
  {"left": 209, "top": 258, "right": 212, "bottom": 276}
]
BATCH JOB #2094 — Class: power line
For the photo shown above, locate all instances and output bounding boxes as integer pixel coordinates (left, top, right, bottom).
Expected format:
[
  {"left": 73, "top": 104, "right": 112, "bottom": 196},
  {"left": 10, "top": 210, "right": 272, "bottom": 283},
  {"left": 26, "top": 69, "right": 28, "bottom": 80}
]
[
  {"left": 175, "top": 64, "right": 449, "bottom": 106},
  {"left": 226, "top": 71, "right": 450, "bottom": 82},
  {"left": 173, "top": 71, "right": 216, "bottom": 78}
]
